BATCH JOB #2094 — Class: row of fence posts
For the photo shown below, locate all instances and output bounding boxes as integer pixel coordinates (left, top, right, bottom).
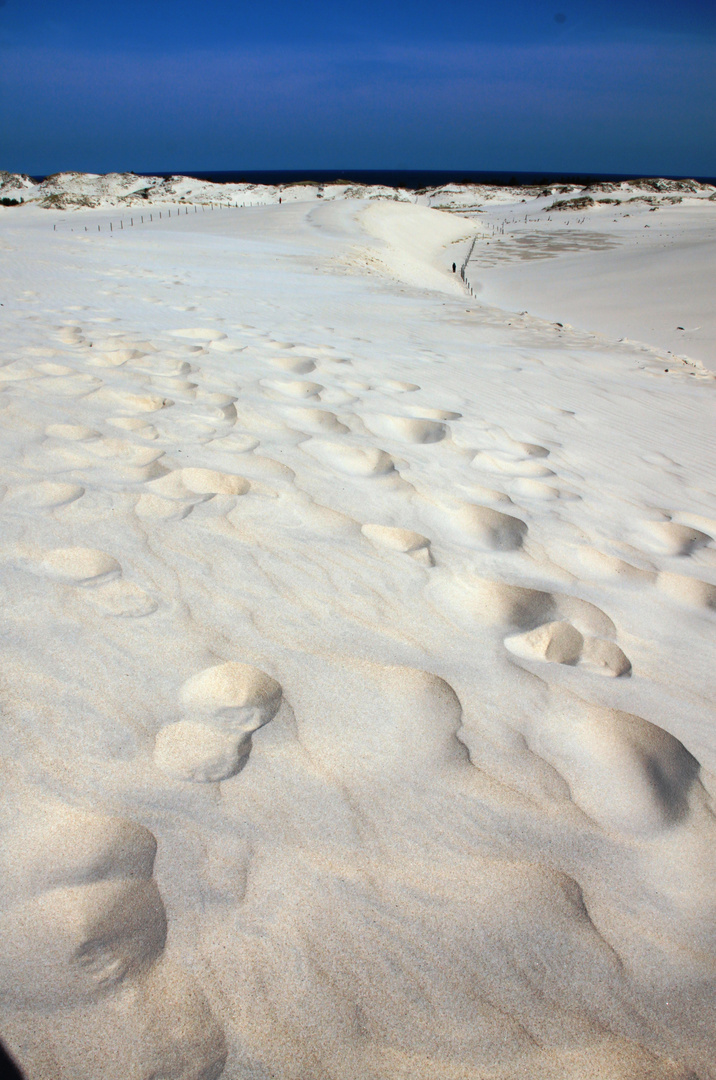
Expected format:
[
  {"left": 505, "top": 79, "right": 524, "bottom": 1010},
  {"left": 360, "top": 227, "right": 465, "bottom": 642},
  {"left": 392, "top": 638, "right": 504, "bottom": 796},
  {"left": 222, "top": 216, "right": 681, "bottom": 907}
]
[
  {"left": 460, "top": 236, "right": 478, "bottom": 296},
  {"left": 52, "top": 200, "right": 266, "bottom": 233},
  {"left": 458, "top": 218, "right": 515, "bottom": 295},
  {"left": 458, "top": 206, "right": 588, "bottom": 299},
  {"left": 457, "top": 215, "right": 542, "bottom": 295}
]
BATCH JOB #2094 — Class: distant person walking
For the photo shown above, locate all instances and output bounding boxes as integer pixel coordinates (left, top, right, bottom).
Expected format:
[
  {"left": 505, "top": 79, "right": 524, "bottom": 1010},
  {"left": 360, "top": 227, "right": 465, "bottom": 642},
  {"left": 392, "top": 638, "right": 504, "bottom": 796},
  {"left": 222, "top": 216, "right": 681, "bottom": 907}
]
[{"left": 452, "top": 262, "right": 456, "bottom": 273}]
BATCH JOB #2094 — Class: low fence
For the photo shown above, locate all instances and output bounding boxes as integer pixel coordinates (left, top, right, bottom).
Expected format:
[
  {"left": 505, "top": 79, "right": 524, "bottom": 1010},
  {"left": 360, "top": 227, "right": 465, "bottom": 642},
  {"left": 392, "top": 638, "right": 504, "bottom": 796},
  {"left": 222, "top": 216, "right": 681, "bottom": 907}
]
[
  {"left": 458, "top": 218, "right": 529, "bottom": 296},
  {"left": 460, "top": 236, "right": 478, "bottom": 296},
  {"left": 459, "top": 213, "right": 589, "bottom": 294},
  {"left": 51, "top": 200, "right": 264, "bottom": 234}
]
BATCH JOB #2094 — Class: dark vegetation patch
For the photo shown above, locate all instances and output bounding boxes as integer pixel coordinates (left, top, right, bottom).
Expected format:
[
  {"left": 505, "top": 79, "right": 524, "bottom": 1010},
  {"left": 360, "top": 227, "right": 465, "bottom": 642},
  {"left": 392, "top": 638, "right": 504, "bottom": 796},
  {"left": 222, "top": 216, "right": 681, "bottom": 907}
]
[{"left": 546, "top": 196, "right": 596, "bottom": 211}]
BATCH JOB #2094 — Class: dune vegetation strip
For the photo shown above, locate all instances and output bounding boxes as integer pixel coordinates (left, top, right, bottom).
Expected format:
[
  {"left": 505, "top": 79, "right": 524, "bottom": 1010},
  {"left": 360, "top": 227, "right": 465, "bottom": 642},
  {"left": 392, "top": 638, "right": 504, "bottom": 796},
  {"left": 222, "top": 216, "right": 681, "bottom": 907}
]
[{"left": 0, "top": 182, "right": 714, "bottom": 1080}]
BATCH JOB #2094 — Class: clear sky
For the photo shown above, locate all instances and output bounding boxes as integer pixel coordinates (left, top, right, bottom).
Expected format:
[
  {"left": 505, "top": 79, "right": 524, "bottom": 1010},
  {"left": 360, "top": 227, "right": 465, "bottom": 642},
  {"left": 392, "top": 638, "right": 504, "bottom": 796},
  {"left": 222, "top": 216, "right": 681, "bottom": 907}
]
[{"left": 0, "top": 0, "right": 714, "bottom": 176}]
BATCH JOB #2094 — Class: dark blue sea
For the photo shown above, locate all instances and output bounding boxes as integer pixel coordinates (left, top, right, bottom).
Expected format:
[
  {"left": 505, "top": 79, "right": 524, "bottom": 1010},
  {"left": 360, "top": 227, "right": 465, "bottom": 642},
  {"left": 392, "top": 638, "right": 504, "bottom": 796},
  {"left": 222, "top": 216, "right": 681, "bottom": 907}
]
[
  {"left": 140, "top": 169, "right": 715, "bottom": 189},
  {"left": 30, "top": 170, "right": 715, "bottom": 188}
]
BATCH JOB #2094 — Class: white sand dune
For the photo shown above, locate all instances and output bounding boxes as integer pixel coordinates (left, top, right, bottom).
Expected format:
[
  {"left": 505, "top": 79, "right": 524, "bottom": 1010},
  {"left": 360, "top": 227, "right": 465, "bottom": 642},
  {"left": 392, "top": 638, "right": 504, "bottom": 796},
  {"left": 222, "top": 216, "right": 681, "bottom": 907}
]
[
  {"left": 468, "top": 201, "right": 716, "bottom": 373},
  {"left": 0, "top": 177, "right": 715, "bottom": 1080}
]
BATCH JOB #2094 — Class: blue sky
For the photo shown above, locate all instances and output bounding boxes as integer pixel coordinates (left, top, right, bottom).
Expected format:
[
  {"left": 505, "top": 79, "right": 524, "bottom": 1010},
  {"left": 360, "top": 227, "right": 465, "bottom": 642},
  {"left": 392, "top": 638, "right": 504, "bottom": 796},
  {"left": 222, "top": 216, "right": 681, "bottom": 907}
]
[{"left": 0, "top": 1, "right": 714, "bottom": 176}]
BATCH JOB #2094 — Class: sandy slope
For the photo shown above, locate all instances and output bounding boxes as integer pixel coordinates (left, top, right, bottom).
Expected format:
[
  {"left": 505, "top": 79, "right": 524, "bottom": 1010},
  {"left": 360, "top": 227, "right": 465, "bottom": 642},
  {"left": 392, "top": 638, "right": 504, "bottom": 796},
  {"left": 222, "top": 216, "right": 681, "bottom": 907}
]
[
  {"left": 0, "top": 191, "right": 715, "bottom": 1080},
  {"left": 464, "top": 200, "right": 716, "bottom": 373}
]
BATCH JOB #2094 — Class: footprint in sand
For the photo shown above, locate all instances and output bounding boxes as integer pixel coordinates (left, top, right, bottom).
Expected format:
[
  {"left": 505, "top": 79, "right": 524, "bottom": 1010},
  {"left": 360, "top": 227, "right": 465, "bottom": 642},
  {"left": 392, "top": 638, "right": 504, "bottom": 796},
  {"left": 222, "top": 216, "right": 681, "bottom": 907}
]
[
  {"left": 106, "top": 417, "right": 159, "bottom": 439},
  {"left": 408, "top": 405, "right": 462, "bottom": 421},
  {"left": 86, "top": 348, "right": 147, "bottom": 369},
  {"left": 35, "top": 373, "right": 102, "bottom": 398},
  {"left": 493, "top": 433, "right": 551, "bottom": 458},
  {"left": 190, "top": 392, "right": 237, "bottom": 423},
  {"left": 55, "top": 326, "right": 86, "bottom": 346},
  {"left": 146, "top": 468, "right": 251, "bottom": 501},
  {"left": 267, "top": 356, "right": 317, "bottom": 374},
  {"left": 281, "top": 407, "right": 349, "bottom": 435},
  {"left": 135, "top": 357, "right": 192, "bottom": 377},
  {"left": 31, "top": 547, "right": 157, "bottom": 617},
  {"left": 472, "top": 450, "right": 555, "bottom": 478},
  {"left": 361, "top": 524, "right": 434, "bottom": 565},
  {"left": 0, "top": 802, "right": 164, "bottom": 1009},
  {"left": 334, "top": 379, "right": 371, "bottom": 392},
  {"left": 656, "top": 572, "right": 716, "bottom": 610},
  {"left": 301, "top": 439, "right": 396, "bottom": 477},
  {"left": 260, "top": 378, "right": 324, "bottom": 400},
  {"left": 378, "top": 380, "right": 420, "bottom": 393},
  {"left": 35, "top": 362, "right": 76, "bottom": 376},
  {"left": 206, "top": 433, "right": 260, "bottom": 454},
  {"left": 45, "top": 423, "right": 100, "bottom": 441},
  {"left": 4, "top": 482, "right": 85, "bottom": 509},
  {"left": 83, "top": 437, "right": 166, "bottom": 481},
  {"left": 318, "top": 387, "right": 360, "bottom": 406},
  {"left": 153, "top": 662, "right": 283, "bottom": 782},
  {"left": 179, "top": 468, "right": 250, "bottom": 495},
  {"left": 506, "top": 620, "right": 584, "bottom": 664},
  {"left": 565, "top": 546, "right": 655, "bottom": 583},
  {"left": 0, "top": 799, "right": 226, "bottom": 1078},
  {"left": 209, "top": 338, "right": 247, "bottom": 353},
  {"left": 424, "top": 499, "right": 527, "bottom": 551},
  {"left": 84, "top": 580, "right": 159, "bottom": 618},
  {"left": 533, "top": 698, "right": 706, "bottom": 837},
  {"left": 672, "top": 511, "right": 716, "bottom": 535},
  {"left": 458, "top": 481, "right": 513, "bottom": 504},
  {"left": 134, "top": 493, "right": 194, "bottom": 520},
  {"left": 510, "top": 478, "right": 579, "bottom": 501},
  {"left": 361, "top": 414, "right": 447, "bottom": 444},
  {"left": 89, "top": 388, "right": 173, "bottom": 413},
  {"left": 642, "top": 520, "right": 713, "bottom": 557},
  {"left": 38, "top": 547, "right": 121, "bottom": 584},
  {"left": 431, "top": 574, "right": 609, "bottom": 632},
  {"left": 0, "top": 363, "right": 38, "bottom": 384},
  {"left": 288, "top": 661, "right": 466, "bottom": 778},
  {"left": 429, "top": 571, "right": 630, "bottom": 675},
  {"left": 504, "top": 621, "right": 631, "bottom": 677}
]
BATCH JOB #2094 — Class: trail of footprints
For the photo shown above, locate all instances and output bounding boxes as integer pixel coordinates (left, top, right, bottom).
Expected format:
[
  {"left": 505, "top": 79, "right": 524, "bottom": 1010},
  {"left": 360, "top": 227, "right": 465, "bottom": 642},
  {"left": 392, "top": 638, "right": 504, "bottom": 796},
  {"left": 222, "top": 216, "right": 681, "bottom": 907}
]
[
  {"left": 1, "top": 317, "right": 714, "bottom": 667},
  {"left": 2, "top": 311, "right": 716, "bottom": 1079},
  {"left": 2, "top": 657, "right": 714, "bottom": 1078},
  {"left": 2, "top": 312, "right": 714, "bottom": 816}
]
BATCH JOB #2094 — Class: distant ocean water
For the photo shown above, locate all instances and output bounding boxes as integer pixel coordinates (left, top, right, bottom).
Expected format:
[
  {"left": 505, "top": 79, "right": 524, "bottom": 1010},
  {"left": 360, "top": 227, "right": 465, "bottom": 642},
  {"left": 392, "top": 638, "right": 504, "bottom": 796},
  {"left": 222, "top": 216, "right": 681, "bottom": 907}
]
[
  {"left": 140, "top": 169, "right": 716, "bottom": 189},
  {"left": 27, "top": 169, "right": 715, "bottom": 188}
]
